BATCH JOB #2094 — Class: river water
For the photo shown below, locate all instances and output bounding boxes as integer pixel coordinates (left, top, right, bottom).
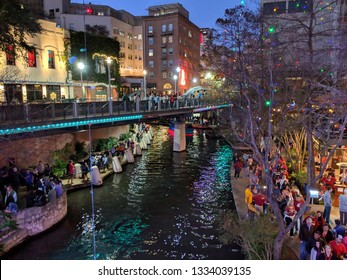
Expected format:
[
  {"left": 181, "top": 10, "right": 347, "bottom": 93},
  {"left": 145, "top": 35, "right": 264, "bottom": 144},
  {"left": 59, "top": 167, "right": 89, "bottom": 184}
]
[{"left": 4, "top": 126, "right": 243, "bottom": 260}]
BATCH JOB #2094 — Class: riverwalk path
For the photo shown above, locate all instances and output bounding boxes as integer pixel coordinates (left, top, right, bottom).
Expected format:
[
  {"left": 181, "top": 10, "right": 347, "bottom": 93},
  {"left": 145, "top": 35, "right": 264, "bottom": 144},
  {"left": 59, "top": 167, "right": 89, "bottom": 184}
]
[{"left": 229, "top": 168, "right": 340, "bottom": 259}]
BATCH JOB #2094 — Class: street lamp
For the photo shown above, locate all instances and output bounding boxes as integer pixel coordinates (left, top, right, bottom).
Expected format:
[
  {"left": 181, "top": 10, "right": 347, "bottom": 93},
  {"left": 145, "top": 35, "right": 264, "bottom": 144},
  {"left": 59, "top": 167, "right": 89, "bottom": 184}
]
[
  {"left": 175, "top": 67, "right": 180, "bottom": 108},
  {"left": 173, "top": 74, "right": 178, "bottom": 108},
  {"left": 143, "top": 70, "right": 147, "bottom": 100},
  {"left": 77, "top": 62, "right": 85, "bottom": 99},
  {"left": 106, "top": 57, "right": 113, "bottom": 115},
  {"left": 176, "top": 67, "right": 181, "bottom": 95},
  {"left": 106, "top": 57, "right": 112, "bottom": 101}
]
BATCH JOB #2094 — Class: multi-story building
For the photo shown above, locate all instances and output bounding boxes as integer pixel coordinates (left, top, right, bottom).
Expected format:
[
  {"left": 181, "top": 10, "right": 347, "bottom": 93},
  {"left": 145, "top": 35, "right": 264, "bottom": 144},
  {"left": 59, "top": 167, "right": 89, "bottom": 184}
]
[
  {"left": 14, "top": 1, "right": 202, "bottom": 98},
  {"left": 22, "top": 0, "right": 144, "bottom": 96},
  {"left": 0, "top": 20, "right": 68, "bottom": 104},
  {"left": 142, "top": 3, "right": 201, "bottom": 96}
]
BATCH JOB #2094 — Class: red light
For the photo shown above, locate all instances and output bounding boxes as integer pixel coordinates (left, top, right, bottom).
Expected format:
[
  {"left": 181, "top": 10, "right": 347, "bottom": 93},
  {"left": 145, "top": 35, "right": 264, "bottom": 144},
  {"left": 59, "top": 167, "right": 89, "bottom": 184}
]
[{"left": 86, "top": 7, "right": 92, "bottom": 14}]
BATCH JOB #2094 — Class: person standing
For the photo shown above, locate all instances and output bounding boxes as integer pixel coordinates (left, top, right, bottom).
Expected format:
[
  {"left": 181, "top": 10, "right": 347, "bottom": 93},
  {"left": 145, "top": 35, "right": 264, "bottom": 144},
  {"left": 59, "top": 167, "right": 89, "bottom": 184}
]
[
  {"left": 233, "top": 158, "right": 243, "bottom": 179},
  {"left": 323, "top": 186, "right": 332, "bottom": 224},
  {"left": 244, "top": 185, "right": 256, "bottom": 220},
  {"left": 299, "top": 217, "right": 315, "bottom": 260},
  {"left": 66, "top": 160, "right": 75, "bottom": 185},
  {"left": 338, "top": 188, "right": 347, "bottom": 226}
]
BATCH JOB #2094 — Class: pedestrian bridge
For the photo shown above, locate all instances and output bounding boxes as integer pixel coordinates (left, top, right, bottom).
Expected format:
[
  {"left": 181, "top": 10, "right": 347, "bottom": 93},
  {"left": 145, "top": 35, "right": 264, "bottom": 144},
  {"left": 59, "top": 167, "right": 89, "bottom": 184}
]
[{"left": 0, "top": 96, "right": 231, "bottom": 138}]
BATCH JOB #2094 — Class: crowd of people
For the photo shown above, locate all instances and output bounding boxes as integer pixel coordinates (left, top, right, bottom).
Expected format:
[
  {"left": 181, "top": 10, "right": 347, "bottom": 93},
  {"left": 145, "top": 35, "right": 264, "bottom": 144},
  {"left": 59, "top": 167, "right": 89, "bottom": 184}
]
[
  {"left": 234, "top": 148, "right": 347, "bottom": 260},
  {"left": 0, "top": 160, "right": 64, "bottom": 213}
]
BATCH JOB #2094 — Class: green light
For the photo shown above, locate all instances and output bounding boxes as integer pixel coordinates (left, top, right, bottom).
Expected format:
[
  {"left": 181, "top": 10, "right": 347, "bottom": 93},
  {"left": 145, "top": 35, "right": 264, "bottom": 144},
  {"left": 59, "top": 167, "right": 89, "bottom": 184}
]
[
  {"left": 320, "top": 68, "right": 324, "bottom": 72},
  {"left": 265, "top": 100, "right": 271, "bottom": 107},
  {"left": 268, "top": 26, "right": 275, "bottom": 34}
]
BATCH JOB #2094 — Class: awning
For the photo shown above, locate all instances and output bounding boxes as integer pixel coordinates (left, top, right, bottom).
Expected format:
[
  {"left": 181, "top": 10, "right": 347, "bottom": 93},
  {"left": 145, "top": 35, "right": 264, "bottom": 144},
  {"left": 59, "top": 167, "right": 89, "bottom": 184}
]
[{"left": 95, "top": 91, "right": 107, "bottom": 95}]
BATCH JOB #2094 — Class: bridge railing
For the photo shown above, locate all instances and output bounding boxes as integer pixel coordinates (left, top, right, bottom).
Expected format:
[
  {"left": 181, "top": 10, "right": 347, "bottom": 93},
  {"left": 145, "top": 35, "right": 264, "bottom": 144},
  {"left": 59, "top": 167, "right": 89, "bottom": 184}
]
[{"left": 0, "top": 97, "right": 226, "bottom": 128}]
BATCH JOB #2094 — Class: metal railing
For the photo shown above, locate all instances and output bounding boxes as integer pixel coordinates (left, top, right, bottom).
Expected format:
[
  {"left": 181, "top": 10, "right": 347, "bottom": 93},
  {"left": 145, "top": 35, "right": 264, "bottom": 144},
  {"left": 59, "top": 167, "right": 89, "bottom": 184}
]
[{"left": 0, "top": 97, "right": 229, "bottom": 129}]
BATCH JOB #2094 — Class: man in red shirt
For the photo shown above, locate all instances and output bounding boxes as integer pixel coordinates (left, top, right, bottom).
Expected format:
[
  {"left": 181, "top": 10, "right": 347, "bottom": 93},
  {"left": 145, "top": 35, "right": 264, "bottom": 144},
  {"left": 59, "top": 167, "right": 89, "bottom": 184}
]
[
  {"left": 252, "top": 189, "right": 268, "bottom": 214},
  {"left": 329, "top": 234, "right": 347, "bottom": 259}
]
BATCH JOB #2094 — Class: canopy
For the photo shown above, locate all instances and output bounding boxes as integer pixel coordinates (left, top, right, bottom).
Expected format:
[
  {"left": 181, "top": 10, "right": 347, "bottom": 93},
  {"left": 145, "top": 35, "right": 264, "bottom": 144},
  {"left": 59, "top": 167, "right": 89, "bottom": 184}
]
[{"left": 182, "top": 86, "right": 211, "bottom": 98}]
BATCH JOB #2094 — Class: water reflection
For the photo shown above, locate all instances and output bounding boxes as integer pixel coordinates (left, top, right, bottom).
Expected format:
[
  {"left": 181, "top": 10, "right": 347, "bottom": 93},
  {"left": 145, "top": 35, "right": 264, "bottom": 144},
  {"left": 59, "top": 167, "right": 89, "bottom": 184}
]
[{"left": 4, "top": 126, "right": 242, "bottom": 260}]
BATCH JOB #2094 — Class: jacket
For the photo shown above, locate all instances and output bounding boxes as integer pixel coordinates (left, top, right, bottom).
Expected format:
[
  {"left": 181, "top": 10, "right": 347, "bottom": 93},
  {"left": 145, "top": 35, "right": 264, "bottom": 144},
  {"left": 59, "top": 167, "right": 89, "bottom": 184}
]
[{"left": 339, "top": 194, "right": 347, "bottom": 212}]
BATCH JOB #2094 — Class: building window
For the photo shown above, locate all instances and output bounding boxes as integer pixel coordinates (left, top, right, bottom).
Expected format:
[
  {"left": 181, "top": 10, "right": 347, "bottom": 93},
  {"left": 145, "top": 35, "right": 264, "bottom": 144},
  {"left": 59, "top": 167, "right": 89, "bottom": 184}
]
[
  {"left": 149, "top": 71, "right": 154, "bottom": 79},
  {"left": 128, "top": 43, "right": 132, "bottom": 49},
  {"left": 162, "top": 72, "right": 167, "bottom": 78},
  {"left": 162, "top": 60, "right": 167, "bottom": 67},
  {"left": 162, "top": 24, "right": 166, "bottom": 33},
  {"left": 288, "top": 0, "right": 313, "bottom": 13},
  {"left": 6, "top": 45, "right": 16, "bottom": 65},
  {"left": 188, "top": 30, "right": 192, "bottom": 38},
  {"left": 139, "top": 55, "right": 142, "bottom": 61},
  {"left": 148, "top": 26, "right": 153, "bottom": 34},
  {"left": 162, "top": 48, "right": 167, "bottom": 55},
  {"left": 168, "top": 59, "right": 173, "bottom": 67},
  {"left": 149, "top": 61, "right": 154, "bottom": 68},
  {"left": 138, "top": 34, "right": 142, "bottom": 40},
  {"left": 149, "top": 49, "right": 154, "bottom": 56},
  {"left": 127, "top": 33, "right": 133, "bottom": 39},
  {"left": 48, "top": 50, "right": 55, "bottom": 69},
  {"left": 168, "top": 36, "right": 173, "bottom": 43},
  {"left": 149, "top": 37, "right": 154, "bottom": 45},
  {"left": 69, "top": 23, "right": 75, "bottom": 30},
  {"left": 168, "top": 72, "right": 172, "bottom": 78},
  {"left": 46, "top": 85, "right": 61, "bottom": 100},
  {"left": 168, "top": 48, "right": 173, "bottom": 55},
  {"left": 162, "top": 36, "right": 167, "bottom": 44},
  {"left": 26, "top": 84, "right": 43, "bottom": 101},
  {"left": 168, "top": 23, "right": 173, "bottom": 32},
  {"left": 28, "top": 48, "right": 37, "bottom": 67}
]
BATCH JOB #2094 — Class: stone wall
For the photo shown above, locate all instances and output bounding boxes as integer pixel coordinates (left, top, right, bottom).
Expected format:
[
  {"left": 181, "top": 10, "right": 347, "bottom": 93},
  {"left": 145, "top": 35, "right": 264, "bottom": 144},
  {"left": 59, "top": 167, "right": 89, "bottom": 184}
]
[
  {"left": 0, "top": 125, "right": 129, "bottom": 168},
  {"left": 0, "top": 192, "right": 67, "bottom": 254}
]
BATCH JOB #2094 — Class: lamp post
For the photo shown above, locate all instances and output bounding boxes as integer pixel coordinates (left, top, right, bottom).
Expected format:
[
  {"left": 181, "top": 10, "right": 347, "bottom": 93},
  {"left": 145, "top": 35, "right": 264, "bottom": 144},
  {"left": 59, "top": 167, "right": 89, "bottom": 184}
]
[
  {"left": 173, "top": 74, "right": 178, "bottom": 109},
  {"left": 106, "top": 57, "right": 113, "bottom": 115},
  {"left": 143, "top": 70, "right": 147, "bottom": 100},
  {"left": 77, "top": 62, "right": 85, "bottom": 99},
  {"left": 106, "top": 57, "right": 112, "bottom": 101},
  {"left": 175, "top": 67, "right": 180, "bottom": 108}
]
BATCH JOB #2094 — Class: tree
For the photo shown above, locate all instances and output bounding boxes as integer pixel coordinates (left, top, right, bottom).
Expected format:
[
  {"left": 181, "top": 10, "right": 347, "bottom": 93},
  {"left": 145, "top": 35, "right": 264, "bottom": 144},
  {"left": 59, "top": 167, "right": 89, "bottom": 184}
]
[
  {"left": 206, "top": 3, "right": 347, "bottom": 259},
  {"left": 0, "top": 0, "right": 41, "bottom": 56},
  {"left": 68, "top": 31, "right": 121, "bottom": 89}
]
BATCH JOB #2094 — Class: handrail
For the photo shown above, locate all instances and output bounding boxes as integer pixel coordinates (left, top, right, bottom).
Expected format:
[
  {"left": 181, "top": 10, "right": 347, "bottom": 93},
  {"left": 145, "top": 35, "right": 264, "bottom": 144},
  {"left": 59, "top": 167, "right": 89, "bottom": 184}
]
[{"left": 0, "top": 98, "right": 230, "bottom": 131}]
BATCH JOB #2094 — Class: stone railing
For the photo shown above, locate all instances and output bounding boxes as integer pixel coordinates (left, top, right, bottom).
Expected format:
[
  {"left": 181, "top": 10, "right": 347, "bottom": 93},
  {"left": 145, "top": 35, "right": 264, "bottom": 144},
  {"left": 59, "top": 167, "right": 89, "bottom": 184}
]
[{"left": 0, "top": 192, "right": 67, "bottom": 254}]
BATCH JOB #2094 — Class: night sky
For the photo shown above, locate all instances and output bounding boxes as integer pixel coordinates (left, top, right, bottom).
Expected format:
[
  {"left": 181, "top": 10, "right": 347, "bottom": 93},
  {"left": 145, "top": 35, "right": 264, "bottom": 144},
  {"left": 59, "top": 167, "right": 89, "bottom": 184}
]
[{"left": 76, "top": 0, "right": 255, "bottom": 28}]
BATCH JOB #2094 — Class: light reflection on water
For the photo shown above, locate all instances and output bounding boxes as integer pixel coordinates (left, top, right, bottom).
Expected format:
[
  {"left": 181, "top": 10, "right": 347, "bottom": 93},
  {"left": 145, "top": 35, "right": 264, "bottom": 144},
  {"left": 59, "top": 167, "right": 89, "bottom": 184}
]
[{"left": 4, "top": 126, "right": 242, "bottom": 260}]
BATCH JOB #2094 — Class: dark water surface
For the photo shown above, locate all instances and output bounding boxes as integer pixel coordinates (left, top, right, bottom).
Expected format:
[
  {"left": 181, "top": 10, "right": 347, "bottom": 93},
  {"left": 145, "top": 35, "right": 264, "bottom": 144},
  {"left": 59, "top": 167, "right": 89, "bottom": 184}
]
[{"left": 4, "top": 126, "right": 242, "bottom": 260}]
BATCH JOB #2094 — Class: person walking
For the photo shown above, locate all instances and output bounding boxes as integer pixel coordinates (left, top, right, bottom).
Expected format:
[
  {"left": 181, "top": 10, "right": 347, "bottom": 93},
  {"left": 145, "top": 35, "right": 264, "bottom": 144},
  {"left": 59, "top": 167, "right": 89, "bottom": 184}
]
[
  {"left": 323, "top": 186, "right": 332, "bottom": 224},
  {"left": 338, "top": 188, "right": 347, "bottom": 226}
]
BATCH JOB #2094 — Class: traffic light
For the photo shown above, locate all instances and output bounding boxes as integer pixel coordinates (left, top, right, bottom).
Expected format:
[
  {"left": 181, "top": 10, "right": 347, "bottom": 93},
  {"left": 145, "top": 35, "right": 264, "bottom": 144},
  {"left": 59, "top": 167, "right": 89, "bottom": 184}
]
[{"left": 86, "top": 7, "right": 93, "bottom": 14}]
